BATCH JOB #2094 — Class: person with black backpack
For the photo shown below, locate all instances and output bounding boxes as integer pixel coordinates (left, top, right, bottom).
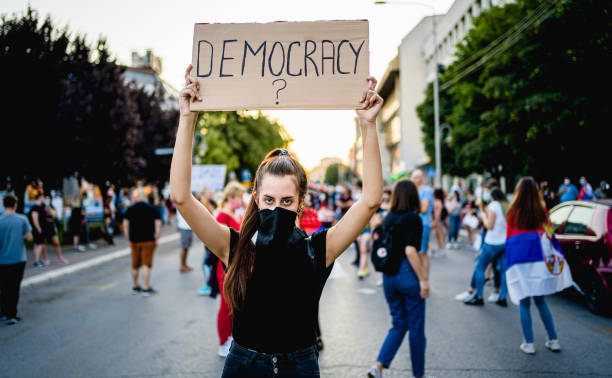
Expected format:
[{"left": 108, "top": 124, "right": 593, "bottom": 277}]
[{"left": 367, "top": 179, "right": 429, "bottom": 378}]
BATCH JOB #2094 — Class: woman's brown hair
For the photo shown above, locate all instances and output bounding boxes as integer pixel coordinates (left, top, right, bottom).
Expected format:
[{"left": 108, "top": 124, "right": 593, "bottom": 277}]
[
  {"left": 507, "top": 177, "right": 548, "bottom": 230},
  {"left": 390, "top": 179, "right": 421, "bottom": 213},
  {"left": 223, "top": 149, "right": 308, "bottom": 314}
]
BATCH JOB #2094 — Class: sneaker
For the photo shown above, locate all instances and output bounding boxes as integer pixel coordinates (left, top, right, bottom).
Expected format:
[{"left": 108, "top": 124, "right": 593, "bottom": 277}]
[
  {"left": 87, "top": 243, "right": 97, "bottom": 250},
  {"left": 357, "top": 268, "right": 370, "bottom": 280},
  {"left": 6, "top": 317, "right": 20, "bottom": 325},
  {"left": 436, "top": 249, "right": 446, "bottom": 257},
  {"left": 77, "top": 245, "right": 86, "bottom": 252},
  {"left": 520, "top": 342, "right": 535, "bottom": 354},
  {"left": 487, "top": 292, "right": 500, "bottom": 303},
  {"left": 132, "top": 286, "right": 142, "bottom": 295},
  {"left": 58, "top": 257, "right": 69, "bottom": 264},
  {"left": 455, "top": 290, "right": 475, "bottom": 302},
  {"left": 218, "top": 342, "right": 231, "bottom": 358},
  {"left": 544, "top": 339, "right": 561, "bottom": 352},
  {"left": 43, "top": 258, "right": 50, "bottom": 265},
  {"left": 446, "top": 242, "right": 452, "bottom": 250},
  {"left": 464, "top": 297, "right": 484, "bottom": 306},
  {"left": 495, "top": 298, "right": 508, "bottom": 307},
  {"left": 33, "top": 261, "right": 44, "bottom": 268},
  {"left": 367, "top": 366, "right": 382, "bottom": 378},
  {"left": 141, "top": 288, "right": 157, "bottom": 297},
  {"left": 197, "top": 286, "right": 212, "bottom": 296}
]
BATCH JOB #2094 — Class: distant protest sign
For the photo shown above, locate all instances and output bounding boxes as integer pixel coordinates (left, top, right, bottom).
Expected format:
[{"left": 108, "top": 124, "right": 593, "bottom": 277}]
[
  {"left": 191, "top": 165, "right": 227, "bottom": 192},
  {"left": 190, "top": 20, "right": 370, "bottom": 111}
]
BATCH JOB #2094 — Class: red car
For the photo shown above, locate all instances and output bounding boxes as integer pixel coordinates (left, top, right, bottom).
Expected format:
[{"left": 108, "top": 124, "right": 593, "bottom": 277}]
[{"left": 549, "top": 200, "right": 612, "bottom": 313}]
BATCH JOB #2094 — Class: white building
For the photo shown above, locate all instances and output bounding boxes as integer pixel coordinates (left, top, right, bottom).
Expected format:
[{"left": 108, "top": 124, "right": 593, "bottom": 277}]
[{"left": 378, "top": 0, "right": 511, "bottom": 178}]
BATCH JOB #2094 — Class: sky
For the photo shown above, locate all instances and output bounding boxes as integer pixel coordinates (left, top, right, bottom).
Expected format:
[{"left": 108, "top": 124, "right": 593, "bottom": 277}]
[{"left": 2, "top": 0, "right": 454, "bottom": 169}]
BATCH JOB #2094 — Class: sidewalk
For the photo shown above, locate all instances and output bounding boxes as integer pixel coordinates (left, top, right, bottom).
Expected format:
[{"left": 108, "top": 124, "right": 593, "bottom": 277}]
[{"left": 21, "top": 226, "right": 179, "bottom": 288}]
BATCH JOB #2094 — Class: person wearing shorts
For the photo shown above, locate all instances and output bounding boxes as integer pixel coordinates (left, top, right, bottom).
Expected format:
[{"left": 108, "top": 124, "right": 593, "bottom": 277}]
[
  {"left": 124, "top": 190, "right": 161, "bottom": 297},
  {"left": 176, "top": 210, "right": 193, "bottom": 273}
]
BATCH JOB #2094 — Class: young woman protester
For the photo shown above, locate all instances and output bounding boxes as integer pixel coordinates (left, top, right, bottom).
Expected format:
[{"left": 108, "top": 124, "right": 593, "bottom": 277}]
[
  {"left": 506, "top": 177, "right": 566, "bottom": 354},
  {"left": 170, "top": 64, "right": 383, "bottom": 377},
  {"left": 367, "top": 179, "right": 429, "bottom": 378}
]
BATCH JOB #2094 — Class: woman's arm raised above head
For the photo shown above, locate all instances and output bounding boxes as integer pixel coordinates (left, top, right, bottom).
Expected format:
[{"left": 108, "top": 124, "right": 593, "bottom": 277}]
[
  {"left": 326, "top": 77, "right": 383, "bottom": 267},
  {"left": 170, "top": 65, "right": 231, "bottom": 265}
]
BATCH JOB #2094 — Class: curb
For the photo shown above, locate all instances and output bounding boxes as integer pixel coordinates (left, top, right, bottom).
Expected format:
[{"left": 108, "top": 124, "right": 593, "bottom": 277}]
[{"left": 21, "top": 233, "right": 180, "bottom": 289}]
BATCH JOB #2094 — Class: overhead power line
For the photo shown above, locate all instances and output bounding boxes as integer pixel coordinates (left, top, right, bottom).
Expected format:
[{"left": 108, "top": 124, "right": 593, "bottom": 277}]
[{"left": 440, "top": 0, "right": 559, "bottom": 91}]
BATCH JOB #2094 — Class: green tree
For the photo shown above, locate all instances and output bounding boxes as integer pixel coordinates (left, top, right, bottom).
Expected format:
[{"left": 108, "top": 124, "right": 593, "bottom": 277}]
[
  {"left": 417, "top": 0, "right": 610, "bottom": 185},
  {"left": 324, "top": 163, "right": 340, "bottom": 186},
  {"left": 195, "top": 111, "right": 291, "bottom": 179}
]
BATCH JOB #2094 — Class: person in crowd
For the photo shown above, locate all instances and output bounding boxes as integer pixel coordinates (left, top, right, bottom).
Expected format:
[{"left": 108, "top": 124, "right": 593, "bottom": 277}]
[
  {"left": 465, "top": 187, "right": 508, "bottom": 306},
  {"left": 197, "top": 190, "right": 217, "bottom": 296},
  {"left": 450, "top": 179, "right": 464, "bottom": 204},
  {"left": 336, "top": 186, "right": 360, "bottom": 266},
  {"left": 176, "top": 208, "right": 194, "bottom": 273},
  {"left": 170, "top": 65, "right": 383, "bottom": 377},
  {"left": 595, "top": 180, "right": 610, "bottom": 199},
  {"left": 539, "top": 181, "right": 557, "bottom": 210},
  {"left": 506, "top": 177, "right": 561, "bottom": 354},
  {"left": 462, "top": 187, "right": 478, "bottom": 248},
  {"left": 557, "top": 177, "right": 578, "bottom": 203},
  {"left": 411, "top": 170, "right": 433, "bottom": 255},
  {"left": 431, "top": 188, "right": 447, "bottom": 257},
  {"left": 212, "top": 181, "right": 246, "bottom": 358},
  {"left": 446, "top": 190, "right": 462, "bottom": 249},
  {"left": 124, "top": 189, "right": 162, "bottom": 297},
  {"left": 299, "top": 192, "right": 322, "bottom": 235},
  {"left": 29, "top": 194, "right": 68, "bottom": 266},
  {"left": 317, "top": 192, "right": 335, "bottom": 229},
  {"left": 0, "top": 195, "right": 33, "bottom": 325},
  {"left": 102, "top": 196, "right": 115, "bottom": 245},
  {"left": 116, "top": 188, "right": 131, "bottom": 235},
  {"left": 69, "top": 192, "right": 87, "bottom": 252},
  {"left": 367, "top": 179, "right": 428, "bottom": 378},
  {"left": 577, "top": 176, "right": 594, "bottom": 200}
]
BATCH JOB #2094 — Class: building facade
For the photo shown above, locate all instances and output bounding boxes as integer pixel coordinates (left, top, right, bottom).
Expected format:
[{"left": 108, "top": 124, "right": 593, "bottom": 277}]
[{"left": 378, "top": 0, "right": 511, "bottom": 179}]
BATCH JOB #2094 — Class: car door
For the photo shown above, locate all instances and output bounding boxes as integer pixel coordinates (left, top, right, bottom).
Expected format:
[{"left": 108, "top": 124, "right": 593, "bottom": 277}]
[
  {"left": 550, "top": 204, "right": 573, "bottom": 256},
  {"left": 559, "top": 204, "right": 599, "bottom": 281}
]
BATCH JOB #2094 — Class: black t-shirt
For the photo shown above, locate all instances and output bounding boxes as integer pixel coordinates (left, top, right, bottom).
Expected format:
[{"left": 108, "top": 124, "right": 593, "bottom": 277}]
[
  {"left": 382, "top": 210, "right": 423, "bottom": 261},
  {"left": 124, "top": 202, "right": 160, "bottom": 242},
  {"left": 29, "top": 204, "right": 48, "bottom": 233},
  {"left": 225, "top": 227, "right": 333, "bottom": 353}
]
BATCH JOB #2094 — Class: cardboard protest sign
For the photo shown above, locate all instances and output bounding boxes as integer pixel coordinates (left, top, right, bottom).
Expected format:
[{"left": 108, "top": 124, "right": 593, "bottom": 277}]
[
  {"left": 190, "top": 20, "right": 369, "bottom": 111},
  {"left": 191, "top": 165, "right": 227, "bottom": 192}
]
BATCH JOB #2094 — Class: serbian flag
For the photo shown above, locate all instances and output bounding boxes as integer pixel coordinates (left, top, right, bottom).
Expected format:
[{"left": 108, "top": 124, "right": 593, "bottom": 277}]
[{"left": 505, "top": 224, "right": 574, "bottom": 305}]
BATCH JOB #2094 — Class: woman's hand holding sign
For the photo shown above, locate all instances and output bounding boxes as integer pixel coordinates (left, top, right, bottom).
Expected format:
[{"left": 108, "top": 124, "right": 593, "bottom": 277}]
[
  {"left": 180, "top": 64, "right": 202, "bottom": 119},
  {"left": 356, "top": 76, "right": 383, "bottom": 125}
]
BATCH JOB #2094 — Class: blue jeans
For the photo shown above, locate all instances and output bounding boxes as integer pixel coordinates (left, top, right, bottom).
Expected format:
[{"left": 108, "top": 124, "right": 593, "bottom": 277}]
[
  {"left": 474, "top": 243, "right": 507, "bottom": 300},
  {"left": 222, "top": 341, "right": 319, "bottom": 377},
  {"left": 519, "top": 296, "right": 557, "bottom": 343},
  {"left": 377, "top": 259, "right": 426, "bottom": 377},
  {"left": 420, "top": 225, "right": 431, "bottom": 253},
  {"left": 448, "top": 214, "right": 461, "bottom": 242}
]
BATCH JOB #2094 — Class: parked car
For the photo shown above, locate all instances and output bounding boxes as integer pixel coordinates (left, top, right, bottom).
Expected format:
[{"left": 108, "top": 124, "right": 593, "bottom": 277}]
[{"left": 549, "top": 200, "right": 612, "bottom": 313}]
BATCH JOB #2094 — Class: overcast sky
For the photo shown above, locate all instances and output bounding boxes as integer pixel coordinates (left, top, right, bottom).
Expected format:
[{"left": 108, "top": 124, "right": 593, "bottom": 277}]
[{"left": 2, "top": 0, "right": 454, "bottom": 169}]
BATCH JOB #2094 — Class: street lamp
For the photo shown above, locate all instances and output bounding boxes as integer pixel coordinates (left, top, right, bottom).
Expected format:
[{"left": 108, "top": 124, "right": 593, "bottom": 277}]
[{"left": 375, "top": 1, "right": 441, "bottom": 187}]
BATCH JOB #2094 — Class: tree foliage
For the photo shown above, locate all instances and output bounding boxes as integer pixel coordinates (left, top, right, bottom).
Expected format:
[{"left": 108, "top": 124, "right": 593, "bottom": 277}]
[
  {"left": 417, "top": 0, "right": 610, "bottom": 184},
  {"left": 194, "top": 111, "right": 291, "bottom": 179},
  {"left": 0, "top": 6, "right": 178, "bottom": 197}
]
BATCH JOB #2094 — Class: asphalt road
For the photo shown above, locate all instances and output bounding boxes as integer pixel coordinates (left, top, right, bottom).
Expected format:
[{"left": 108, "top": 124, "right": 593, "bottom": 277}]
[{"left": 1, "top": 237, "right": 611, "bottom": 378}]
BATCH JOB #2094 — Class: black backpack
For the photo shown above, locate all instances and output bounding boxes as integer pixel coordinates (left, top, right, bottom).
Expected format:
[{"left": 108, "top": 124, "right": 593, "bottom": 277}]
[{"left": 370, "top": 214, "right": 404, "bottom": 275}]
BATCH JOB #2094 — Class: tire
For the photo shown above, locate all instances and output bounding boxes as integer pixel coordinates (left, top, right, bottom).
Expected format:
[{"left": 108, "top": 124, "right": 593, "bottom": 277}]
[{"left": 583, "top": 271, "right": 608, "bottom": 314}]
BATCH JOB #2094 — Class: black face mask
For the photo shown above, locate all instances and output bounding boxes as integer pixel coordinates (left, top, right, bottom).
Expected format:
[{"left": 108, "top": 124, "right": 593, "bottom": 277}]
[{"left": 256, "top": 207, "right": 298, "bottom": 249}]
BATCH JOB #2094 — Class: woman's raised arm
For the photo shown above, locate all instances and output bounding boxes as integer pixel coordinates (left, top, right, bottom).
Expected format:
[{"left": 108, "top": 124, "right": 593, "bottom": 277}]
[
  {"left": 170, "top": 65, "right": 231, "bottom": 265},
  {"left": 326, "top": 77, "right": 383, "bottom": 267}
]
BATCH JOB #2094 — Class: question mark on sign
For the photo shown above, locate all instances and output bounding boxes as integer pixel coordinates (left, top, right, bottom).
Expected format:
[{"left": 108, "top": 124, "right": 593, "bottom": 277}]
[{"left": 272, "top": 79, "right": 287, "bottom": 105}]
